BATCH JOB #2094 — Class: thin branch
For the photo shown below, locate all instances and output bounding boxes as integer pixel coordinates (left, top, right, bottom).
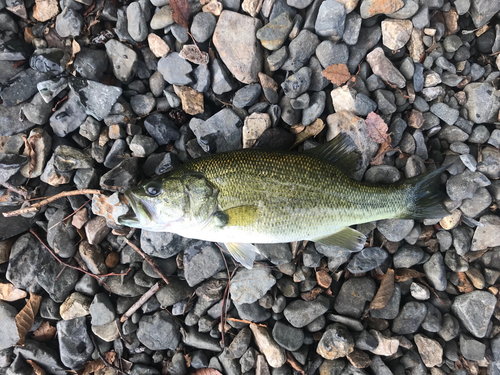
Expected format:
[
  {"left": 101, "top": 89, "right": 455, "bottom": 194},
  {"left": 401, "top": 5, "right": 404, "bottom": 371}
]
[
  {"left": 3, "top": 189, "right": 102, "bottom": 217},
  {"left": 29, "top": 229, "right": 129, "bottom": 290},
  {"left": 125, "top": 238, "right": 170, "bottom": 284},
  {"left": 227, "top": 318, "right": 266, "bottom": 327},
  {"left": 120, "top": 282, "right": 160, "bottom": 322}
]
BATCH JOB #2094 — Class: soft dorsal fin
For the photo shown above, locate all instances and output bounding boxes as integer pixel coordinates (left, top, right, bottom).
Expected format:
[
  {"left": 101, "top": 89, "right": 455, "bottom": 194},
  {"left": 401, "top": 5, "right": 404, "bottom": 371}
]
[
  {"left": 305, "top": 133, "right": 360, "bottom": 177},
  {"left": 313, "top": 226, "right": 366, "bottom": 252}
]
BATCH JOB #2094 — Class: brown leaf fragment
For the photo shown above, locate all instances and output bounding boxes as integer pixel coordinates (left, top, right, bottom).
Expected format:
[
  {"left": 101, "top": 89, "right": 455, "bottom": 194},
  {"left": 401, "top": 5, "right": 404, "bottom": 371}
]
[
  {"left": 290, "top": 118, "right": 325, "bottom": 149},
  {"left": 457, "top": 272, "right": 475, "bottom": 293},
  {"left": 370, "top": 269, "right": 395, "bottom": 310},
  {"left": 370, "top": 141, "right": 396, "bottom": 166},
  {"left": 170, "top": 0, "right": 191, "bottom": 28},
  {"left": 15, "top": 292, "right": 42, "bottom": 345},
  {"left": 78, "top": 359, "right": 105, "bottom": 375},
  {"left": 32, "top": 321, "right": 57, "bottom": 342},
  {"left": 0, "top": 282, "right": 27, "bottom": 301},
  {"left": 322, "top": 63, "right": 352, "bottom": 86},
  {"left": 316, "top": 270, "right": 332, "bottom": 289},
  {"left": 395, "top": 268, "right": 425, "bottom": 282},
  {"left": 26, "top": 360, "right": 46, "bottom": 375},
  {"left": 286, "top": 352, "right": 305, "bottom": 375},
  {"left": 301, "top": 287, "right": 322, "bottom": 301},
  {"left": 191, "top": 369, "right": 224, "bottom": 375},
  {"left": 365, "top": 112, "right": 390, "bottom": 144}
]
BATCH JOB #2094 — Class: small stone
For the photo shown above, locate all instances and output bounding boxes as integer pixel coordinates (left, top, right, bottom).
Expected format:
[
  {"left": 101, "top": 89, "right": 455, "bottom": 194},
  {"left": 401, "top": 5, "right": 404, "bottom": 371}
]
[
  {"left": 53, "top": 145, "right": 93, "bottom": 171},
  {"left": 211, "top": 58, "right": 237, "bottom": 95},
  {"left": 233, "top": 84, "right": 262, "bottom": 108},
  {"left": 256, "top": 12, "right": 293, "bottom": 51},
  {"left": 130, "top": 93, "right": 156, "bottom": 117},
  {"left": 281, "top": 29, "right": 320, "bottom": 71},
  {"left": 315, "top": 41, "right": 349, "bottom": 68},
  {"left": 410, "top": 282, "right": 430, "bottom": 300},
  {"left": 393, "top": 244, "right": 424, "bottom": 268},
  {"left": 381, "top": 19, "right": 412, "bottom": 50},
  {"left": 463, "top": 82, "right": 500, "bottom": 124},
  {"left": 137, "top": 310, "right": 180, "bottom": 350},
  {"left": 0, "top": 301, "right": 19, "bottom": 350},
  {"left": 377, "top": 219, "right": 414, "bottom": 241},
  {"left": 21, "top": 92, "right": 53, "bottom": 126},
  {"left": 55, "top": 7, "right": 83, "bottom": 37},
  {"left": 129, "top": 135, "right": 158, "bottom": 157},
  {"left": 315, "top": 0, "right": 346, "bottom": 41},
  {"left": 414, "top": 334, "right": 443, "bottom": 367},
  {"left": 392, "top": 301, "right": 427, "bottom": 334},
  {"left": 60, "top": 292, "right": 91, "bottom": 320},
  {"left": 302, "top": 91, "right": 326, "bottom": 126},
  {"left": 283, "top": 295, "right": 330, "bottom": 328},
  {"left": 184, "top": 241, "right": 225, "bottom": 287},
  {"left": 150, "top": 5, "right": 173, "bottom": 29},
  {"left": 74, "top": 48, "right": 108, "bottom": 81},
  {"left": 230, "top": 266, "right": 276, "bottom": 305},
  {"left": 179, "top": 45, "right": 209, "bottom": 65},
  {"left": 430, "top": 103, "right": 459, "bottom": 125},
  {"left": 317, "top": 324, "right": 354, "bottom": 360},
  {"left": 347, "top": 247, "right": 388, "bottom": 274},
  {"left": 57, "top": 317, "right": 94, "bottom": 369},
  {"left": 360, "top": 0, "right": 404, "bottom": 18},
  {"left": 147, "top": 33, "right": 169, "bottom": 58},
  {"left": 249, "top": 323, "right": 286, "bottom": 368},
  {"left": 144, "top": 113, "right": 180, "bottom": 146},
  {"left": 272, "top": 320, "right": 304, "bottom": 352},
  {"left": 451, "top": 290, "right": 496, "bottom": 338},
  {"left": 243, "top": 113, "right": 271, "bottom": 148},
  {"left": 366, "top": 47, "right": 406, "bottom": 89},
  {"left": 105, "top": 39, "right": 138, "bottom": 82},
  {"left": 213, "top": 11, "right": 263, "bottom": 84},
  {"left": 334, "top": 278, "right": 375, "bottom": 319},
  {"left": 100, "top": 157, "right": 138, "bottom": 193},
  {"left": 191, "top": 12, "right": 216, "bottom": 43},
  {"left": 267, "top": 46, "right": 288, "bottom": 71},
  {"left": 173, "top": 85, "right": 204, "bottom": 116},
  {"left": 369, "top": 330, "right": 399, "bottom": 356},
  {"left": 226, "top": 327, "right": 251, "bottom": 359},
  {"left": 127, "top": 2, "right": 148, "bottom": 42},
  {"left": 79, "top": 241, "right": 107, "bottom": 275},
  {"left": 33, "top": 0, "right": 59, "bottom": 21},
  {"left": 423, "top": 252, "right": 447, "bottom": 291},
  {"left": 89, "top": 292, "right": 116, "bottom": 326},
  {"left": 460, "top": 334, "right": 486, "bottom": 361}
]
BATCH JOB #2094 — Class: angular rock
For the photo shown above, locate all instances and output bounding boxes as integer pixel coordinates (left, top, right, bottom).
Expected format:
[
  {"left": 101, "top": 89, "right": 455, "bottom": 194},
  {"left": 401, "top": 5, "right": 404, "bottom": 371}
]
[
  {"left": 57, "top": 317, "right": 94, "bottom": 370},
  {"left": 366, "top": 47, "right": 406, "bottom": 88},
  {"left": 137, "top": 310, "right": 180, "bottom": 350},
  {"left": 451, "top": 290, "right": 496, "bottom": 338},
  {"left": 230, "top": 266, "right": 276, "bottom": 305}
]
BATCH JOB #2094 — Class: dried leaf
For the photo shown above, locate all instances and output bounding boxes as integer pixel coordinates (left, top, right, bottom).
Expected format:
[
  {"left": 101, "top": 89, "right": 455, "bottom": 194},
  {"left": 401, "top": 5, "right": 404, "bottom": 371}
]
[
  {"left": 0, "top": 282, "right": 27, "bottom": 301},
  {"left": 66, "top": 39, "right": 81, "bottom": 70},
  {"left": 170, "top": 0, "right": 191, "bottom": 28},
  {"left": 26, "top": 360, "right": 45, "bottom": 375},
  {"left": 457, "top": 272, "right": 475, "bottom": 293},
  {"left": 395, "top": 268, "right": 425, "bottom": 282},
  {"left": 316, "top": 270, "right": 332, "bottom": 289},
  {"left": 32, "top": 321, "right": 56, "bottom": 342},
  {"left": 365, "top": 112, "right": 390, "bottom": 144},
  {"left": 370, "top": 269, "right": 395, "bottom": 310},
  {"left": 15, "top": 292, "right": 42, "bottom": 345},
  {"left": 370, "top": 141, "right": 396, "bottom": 166},
  {"left": 78, "top": 352, "right": 116, "bottom": 375},
  {"left": 191, "top": 369, "right": 224, "bottom": 375},
  {"left": 322, "top": 63, "right": 352, "bottom": 86},
  {"left": 290, "top": 118, "right": 325, "bottom": 149}
]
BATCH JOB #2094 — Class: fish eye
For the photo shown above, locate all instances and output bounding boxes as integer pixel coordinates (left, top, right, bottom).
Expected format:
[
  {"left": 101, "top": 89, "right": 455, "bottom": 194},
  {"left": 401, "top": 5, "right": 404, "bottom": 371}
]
[{"left": 145, "top": 182, "right": 162, "bottom": 197}]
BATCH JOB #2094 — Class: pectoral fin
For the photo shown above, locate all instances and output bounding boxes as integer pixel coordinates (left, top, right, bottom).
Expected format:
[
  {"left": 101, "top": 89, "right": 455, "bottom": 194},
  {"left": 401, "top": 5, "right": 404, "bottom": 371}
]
[
  {"left": 223, "top": 206, "right": 259, "bottom": 227},
  {"left": 314, "top": 227, "right": 366, "bottom": 252},
  {"left": 225, "top": 242, "right": 259, "bottom": 269}
]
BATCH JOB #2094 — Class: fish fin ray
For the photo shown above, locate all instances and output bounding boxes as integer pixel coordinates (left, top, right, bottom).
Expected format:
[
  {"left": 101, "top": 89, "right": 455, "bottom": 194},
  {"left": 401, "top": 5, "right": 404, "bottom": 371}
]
[
  {"left": 313, "top": 227, "right": 366, "bottom": 251},
  {"left": 305, "top": 133, "right": 360, "bottom": 177},
  {"left": 399, "top": 166, "right": 450, "bottom": 220},
  {"left": 223, "top": 206, "right": 259, "bottom": 226},
  {"left": 225, "top": 242, "right": 257, "bottom": 269}
]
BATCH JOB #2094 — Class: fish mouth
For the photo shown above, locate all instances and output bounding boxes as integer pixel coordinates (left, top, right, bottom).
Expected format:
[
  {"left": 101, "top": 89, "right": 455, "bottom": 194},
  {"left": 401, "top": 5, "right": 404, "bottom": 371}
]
[{"left": 117, "top": 191, "right": 153, "bottom": 227}]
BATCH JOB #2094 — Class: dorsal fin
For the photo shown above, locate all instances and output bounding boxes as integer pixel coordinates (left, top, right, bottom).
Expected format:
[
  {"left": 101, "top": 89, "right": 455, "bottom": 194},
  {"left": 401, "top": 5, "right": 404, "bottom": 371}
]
[{"left": 305, "top": 133, "right": 360, "bottom": 177}]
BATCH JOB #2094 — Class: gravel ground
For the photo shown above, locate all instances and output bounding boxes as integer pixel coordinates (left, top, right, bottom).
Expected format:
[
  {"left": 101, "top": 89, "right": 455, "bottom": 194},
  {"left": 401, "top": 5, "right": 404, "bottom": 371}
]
[{"left": 1, "top": 0, "right": 500, "bottom": 374}]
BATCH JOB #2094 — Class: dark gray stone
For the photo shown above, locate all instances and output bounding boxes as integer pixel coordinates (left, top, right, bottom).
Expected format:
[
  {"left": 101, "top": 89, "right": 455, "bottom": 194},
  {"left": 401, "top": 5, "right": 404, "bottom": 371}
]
[
  {"left": 283, "top": 295, "right": 330, "bottom": 328},
  {"left": 334, "top": 278, "right": 375, "bottom": 319},
  {"left": 0, "top": 301, "right": 19, "bottom": 350},
  {"left": 55, "top": 6, "right": 83, "bottom": 37},
  {"left": 141, "top": 230, "right": 187, "bottom": 258},
  {"left": 451, "top": 290, "right": 496, "bottom": 338},
  {"left": 89, "top": 293, "right": 116, "bottom": 326},
  {"left": 0, "top": 68, "right": 50, "bottom": 107},
  {"left": 392, "top": 301, "right": 427, "bottom": 334},
  {"left": 281, "top": 29, "right": 319, "bottom": 71},
  {"left": 137, "top": 310, "right": 180, "bottom": 350},
  {"left": 233, "top": 84, "right": 262, "bottom": 108},
  {"left": 423, "top": 252, "right": 447, "bottom": 291},
  {"left": 184, "top": 241, "right": 225, "bottom": 287},
  {"left": 191, "top": 12, "right": 216, "bottom": 43},
  {"left": 74, "top": 48, "right": 108, "bottom": 81},
  {"left": 49, "top": 91, "right": 88, "bottom": 137},
  {"left": 57, "top": 317, "right": 94, "bottom": 370},
  {"left": 315, "top": 0, "right": 346, "bottom": 41},
  {"left": 230, "top": 266, "right": 276, "bottom": 305},
  {"left": 347, "top": 247, "right": 388, "bottom": 274},
  {"left": 272, "top": 320, "right": 304, "bottom": 352}
]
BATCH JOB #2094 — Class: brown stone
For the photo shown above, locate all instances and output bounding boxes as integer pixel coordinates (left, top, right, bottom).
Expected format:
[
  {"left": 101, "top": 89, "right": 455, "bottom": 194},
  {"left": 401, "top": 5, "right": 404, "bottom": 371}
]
[
  {"left": 381, "top": 19, "right": 412, "bottom": 50},
  {"left": 347, "top": 349, "right": 371, "bottom": 368},
  {"left": 408, "top": 110, "right": 424, "bottom": 129},
  {"left": 33, "top": 0, "right": 59, "bottom": 21},
  {"left": 242, "top": 113, "right": 271, "bottom": 148},
  {"left": 360, "top": 0, "right": 404, "bottom": 19},
  {"left": 408, "top": 27, "right": 425, "bottom": 62},
  {"left": 148, "top": 33, "right": 170, "bottom": 58},
  {"left": 414, "top": 334, "right": 443, "bottom": 368},
  {"left": 242, "top": 0, "right": 262, "bottom": 16},
  {"left": 366, "top": 47, "right": 406, "bottom": 88},
  {"left": 179, "top": 45, "right": 209, "bottom": 65},
  {"left": 79, "top": 240, "right": 108, "bottom": 275},
  {"left": 213, "top": 11, "right": 263, "bottom": 84},
  {"left": 173, "top": 85, "right": 204, "bottom": 115},
  {"left": 202, "top": 0, "right": 222, "bottom": 16}
]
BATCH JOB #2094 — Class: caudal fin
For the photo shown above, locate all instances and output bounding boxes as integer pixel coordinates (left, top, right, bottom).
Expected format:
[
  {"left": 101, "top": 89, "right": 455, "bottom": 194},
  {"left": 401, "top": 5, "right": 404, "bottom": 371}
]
[{"left": 401, "top": 166, "right": 450, "bottom": 220}]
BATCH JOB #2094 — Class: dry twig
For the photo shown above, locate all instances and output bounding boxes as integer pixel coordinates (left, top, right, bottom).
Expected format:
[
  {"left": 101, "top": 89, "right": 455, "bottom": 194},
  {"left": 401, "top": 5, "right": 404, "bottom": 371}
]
[
  {"left": 120, "top": 282, "right": 161, "bottom": 322},
  {"left": 3, "top": 189, "right": 102, "bottom": 217},
  {"left": 125, "top": 238, "right": 170, "bottom": 284}
]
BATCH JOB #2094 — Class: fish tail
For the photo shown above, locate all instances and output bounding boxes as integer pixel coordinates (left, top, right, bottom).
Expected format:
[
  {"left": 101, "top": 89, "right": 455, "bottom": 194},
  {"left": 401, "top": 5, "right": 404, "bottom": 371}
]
[{"left": 400, "top": 166, "right": 450, "bottom": 220}]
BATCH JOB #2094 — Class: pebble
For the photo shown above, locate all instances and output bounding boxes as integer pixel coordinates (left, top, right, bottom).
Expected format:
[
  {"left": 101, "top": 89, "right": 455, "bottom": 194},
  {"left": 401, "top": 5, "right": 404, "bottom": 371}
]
[
  {"left": 0, "top": 301, "right": 19, "bottom": 350},
  {"left": 256, "top": 12, "right": 293, "bottom": 51},
  {"left": 242, "top": 113, "right": 272, "bottom": 148},
  {"left": 423, "top": 252, "right": 447, "bottom": 291},
  {"left": 150, "top": 5, "right": 173, "bottom": 29},
  {"left": 366, "top": 47, "right": 406, "bottom": 89},
  {"left": 316, "top": 41, "right": 349, "bottom": 68},
  {"left": 249, "top": 324, "right": 286, "bottom": 368},
  {"left": 157, "top": 52, "right": 193, "bottom": 86},
  {"left": 272, "top": 320, "right": 304, "bottom": 352},
  {"left": 463, "top": 82, "right": 500, "bottom": 124},
  {"left": 451, "top": 290, "right": 496, "bottom": 338},
  {"left": 74, "top": 48, "right": 108, "bottom": 81},
  {"left": 144, "top": 113, "right": 180, "bottom": 145},
  {"left": 230, "top": 266, "right": 276, "bottom": 305},
  {"left": 283, "top": 295, "right": 329, "bottom": 328},
  {"left": 381, "top": 19, "right": 412, "bottom": 51},
  {"left": 392, "top": 301, "right": 427, "bottom": 334},
  {"left": 89, "top": 292, "right": 116, "bottom": 326},
  {"left": 233, "top": 84, "right": 262, "bottom": 108},
  {"left": 55, "top": 6, "right": 83, "bottom": 37},
  {"left": 281, "top": 29, "right": 319, "bottom": 71},
  {"left": 213, "top": 11, "right": 263, "bottom": 84},
  {"left": 184, "top": 241, "right": 225, "bottom": 287},
  {"left": 414, "top": 334, "right": 443, "bottom": 367},
  {"left": 137, "top": 310, "right": 180, "bottom": 350},
  {"left": 377, "top": 219, "right": 414, "bottom": 241},
  {"left": 471, "top": 215, "right": 500, "bottom": 250},
  {"left": 191, "top": 12, "right": 216, "bottom": 43},
  {"left": 281, "top": 67, "right": 311, "bottom": 98},
  {"left": 334, "top": 278, "right": 375, "bottom": 319},
  {"left": 347, "top": 247, "right": 388, "bottom": 274},
  {"left": 431, "top": 103, "right": 459, "bottom": 125},
  {"left": 317, "top": 324, "right": 354, "bottom": 360},
  {"left": 315, "top": 0, "right": 346, "bottom": 41},
  {"left": 105, "top": 39, "right": 138, "bottom": 82},
  {"left": 57, "top": 317, "right": 94, "bottom": 369},
  {"left": 127, "top": 2, "right": 148, "bottom": 42}
]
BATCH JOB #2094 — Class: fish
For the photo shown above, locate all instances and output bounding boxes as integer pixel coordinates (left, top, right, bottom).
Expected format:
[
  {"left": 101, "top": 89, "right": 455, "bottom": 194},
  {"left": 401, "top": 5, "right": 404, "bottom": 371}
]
[{"left": 118, "top": 134, "right": 449, "bottom": 269}]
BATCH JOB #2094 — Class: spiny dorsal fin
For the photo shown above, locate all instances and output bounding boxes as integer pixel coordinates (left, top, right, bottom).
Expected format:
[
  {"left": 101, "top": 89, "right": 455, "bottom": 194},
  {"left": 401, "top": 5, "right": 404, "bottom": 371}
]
[
  {"left": 313, "top": 226, "right": 366, "bottom": 252},
  {"left": 305, "top": 133, "right": 360, "bottom": 177}
]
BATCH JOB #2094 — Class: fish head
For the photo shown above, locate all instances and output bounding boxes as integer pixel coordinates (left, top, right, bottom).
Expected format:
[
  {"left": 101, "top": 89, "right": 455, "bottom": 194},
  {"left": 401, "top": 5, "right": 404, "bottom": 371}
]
[{"left": 118, "top": 176, "right": 188, "bottom": 230}]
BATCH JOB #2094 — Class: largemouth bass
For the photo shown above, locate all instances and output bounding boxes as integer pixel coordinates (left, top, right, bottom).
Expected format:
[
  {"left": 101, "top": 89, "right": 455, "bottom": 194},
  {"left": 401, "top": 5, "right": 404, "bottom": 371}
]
[{"left": 118, "top": 134, "right": 448, "bottom": 268}]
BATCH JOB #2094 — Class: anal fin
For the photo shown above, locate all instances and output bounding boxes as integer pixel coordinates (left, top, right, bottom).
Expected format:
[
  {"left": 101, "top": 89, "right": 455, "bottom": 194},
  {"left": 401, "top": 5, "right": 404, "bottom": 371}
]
[
  {"left": 313, "top": 227, "right": 366, "bottom": 252},
  {"left": 225, "top": 242, "right": 259, "bottom": 269}
]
